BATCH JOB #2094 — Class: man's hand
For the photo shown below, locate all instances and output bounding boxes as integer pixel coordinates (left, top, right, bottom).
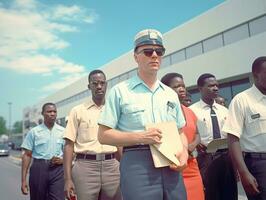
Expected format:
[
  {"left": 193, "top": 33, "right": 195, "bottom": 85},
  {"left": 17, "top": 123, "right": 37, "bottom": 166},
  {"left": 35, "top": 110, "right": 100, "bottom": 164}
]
[
  {"left": 64, "top": 179, "right": 76, "bottom": 200},
  {"left": 141, "top": 128, "right": 162, "bottom": 145},
  {"left": 50, "top": 156, "right": 63, "bottom": 165},
  {"left": 196, "top": 143, "right": 207, "bottom": 153},
  {"left": 21, "top": 180, "right": 29, "bottom": 195},
  {"left": 240, "top": 171, "right": 260, "bottom": 196},
  {"left": 170, "top": 147, "right": 188, "bottom": 171}
]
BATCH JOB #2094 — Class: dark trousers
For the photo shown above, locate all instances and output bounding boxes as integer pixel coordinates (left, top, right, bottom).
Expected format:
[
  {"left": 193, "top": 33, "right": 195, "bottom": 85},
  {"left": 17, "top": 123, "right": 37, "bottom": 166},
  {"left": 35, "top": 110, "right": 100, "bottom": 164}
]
[
  {"left": 29, "top": 160, "right": 64, "bottom": 200},
  {"left": 120, "top": 149, "right": 187, "bottom": 200},
  {"left": 244, "top": 156, "right": 266, "bottom": 200},
  {"left": 197, "top": 151, "right": 237, "bottom": 200}
]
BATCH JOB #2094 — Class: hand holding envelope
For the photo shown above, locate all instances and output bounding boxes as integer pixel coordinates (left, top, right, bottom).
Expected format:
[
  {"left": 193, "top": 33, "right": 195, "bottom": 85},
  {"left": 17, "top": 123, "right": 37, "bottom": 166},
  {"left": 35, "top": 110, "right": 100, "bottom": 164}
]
[{"left": 145, "top": 121, "right": 185, "bottom": 170}]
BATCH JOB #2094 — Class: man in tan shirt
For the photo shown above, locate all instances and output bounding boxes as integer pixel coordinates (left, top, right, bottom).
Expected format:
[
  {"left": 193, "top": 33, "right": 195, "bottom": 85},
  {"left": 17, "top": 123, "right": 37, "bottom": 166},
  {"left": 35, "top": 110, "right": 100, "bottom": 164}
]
[{"left": 63, "top": 70, "right": 121, "bottom": 200}]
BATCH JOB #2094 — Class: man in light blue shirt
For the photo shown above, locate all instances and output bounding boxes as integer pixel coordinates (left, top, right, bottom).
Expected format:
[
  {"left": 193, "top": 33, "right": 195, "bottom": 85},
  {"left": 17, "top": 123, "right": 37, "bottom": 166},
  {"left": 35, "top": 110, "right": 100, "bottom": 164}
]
[
  {"left": 21, "top": 103, "right": 65, "bottom": 200},
  {"left": 98, "top": 29, "right": 188, "bottom": 200}
]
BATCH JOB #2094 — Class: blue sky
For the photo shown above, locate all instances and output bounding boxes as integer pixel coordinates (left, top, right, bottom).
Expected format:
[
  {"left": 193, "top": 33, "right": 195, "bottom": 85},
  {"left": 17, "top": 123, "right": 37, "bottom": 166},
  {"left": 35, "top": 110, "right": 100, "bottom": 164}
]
[{"left": 0, "top": 0, "right": 224, "bottom": 126}]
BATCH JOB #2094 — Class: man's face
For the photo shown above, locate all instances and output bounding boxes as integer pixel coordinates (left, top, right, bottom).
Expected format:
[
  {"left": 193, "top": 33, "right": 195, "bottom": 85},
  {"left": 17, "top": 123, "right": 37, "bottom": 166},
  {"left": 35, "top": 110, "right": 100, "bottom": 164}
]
[
  {"left": 199, "top": 77, "right": 219, "bottom": 100},
  {"left": 134, "top": 45, "right": 164, "bottom": 75},
  {"left": 88, "top": 73, "right": 107, "bottom": 100},
  {"left": 254, "top": 62, "right": 266, "bottom": 92},
  {"left": 42, "top": 105, "right": 57, "bottom": 124},
  {"left": 168, "top": 77, "right": 187, "bottom": 100}
]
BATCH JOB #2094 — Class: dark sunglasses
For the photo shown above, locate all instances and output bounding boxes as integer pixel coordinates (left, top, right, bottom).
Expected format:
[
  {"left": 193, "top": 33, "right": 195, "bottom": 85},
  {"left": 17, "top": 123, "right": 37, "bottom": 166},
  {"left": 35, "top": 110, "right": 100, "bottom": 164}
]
[{"left": 137, "top": 47, "right": 165, "bottom": 57}]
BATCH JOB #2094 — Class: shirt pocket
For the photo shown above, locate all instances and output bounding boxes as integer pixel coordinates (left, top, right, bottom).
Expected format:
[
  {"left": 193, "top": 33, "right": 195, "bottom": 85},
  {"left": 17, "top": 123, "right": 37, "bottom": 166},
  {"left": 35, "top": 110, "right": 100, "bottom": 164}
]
[
  {"left": 34, "top": 137, "right": 48, "bottom": 155},
  {"left": 197, "top": 118, "right": 208, "bottom": 138},
  {"left": 122, "top": 104, "right": 145, "bottom": 126},
  {"left": 247, "top": 113, "right": 266, "bottom": 137},
  {"left": 55, "top": 139, "right": 64, "bottom": 156},
  {"left": 78, "top": 120, "right": 98, "bottom": 142}
]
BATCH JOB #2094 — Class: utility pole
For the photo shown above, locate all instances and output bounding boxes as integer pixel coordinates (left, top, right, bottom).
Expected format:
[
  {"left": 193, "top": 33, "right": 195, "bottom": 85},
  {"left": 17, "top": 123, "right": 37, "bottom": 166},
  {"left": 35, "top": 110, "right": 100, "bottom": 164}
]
[{"left": 8, "top": 102, "right": 12, "bottom": 139}]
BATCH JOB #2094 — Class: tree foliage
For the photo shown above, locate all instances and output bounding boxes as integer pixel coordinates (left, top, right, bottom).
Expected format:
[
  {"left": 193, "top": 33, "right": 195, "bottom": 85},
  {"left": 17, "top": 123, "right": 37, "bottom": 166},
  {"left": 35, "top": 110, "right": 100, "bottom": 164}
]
[
  {"left": 0, "top": 116, "right": 7, "bottom": 135},
  {"left": 13, "top": 121, "right": 23, "bottom": 134}
]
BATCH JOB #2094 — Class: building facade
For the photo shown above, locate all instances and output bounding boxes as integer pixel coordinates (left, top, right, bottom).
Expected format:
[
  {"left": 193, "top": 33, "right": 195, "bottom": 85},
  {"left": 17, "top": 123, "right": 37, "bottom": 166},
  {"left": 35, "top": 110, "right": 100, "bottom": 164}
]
[{"left": 23, "top": 0, "right": 266, "bottom": 132}]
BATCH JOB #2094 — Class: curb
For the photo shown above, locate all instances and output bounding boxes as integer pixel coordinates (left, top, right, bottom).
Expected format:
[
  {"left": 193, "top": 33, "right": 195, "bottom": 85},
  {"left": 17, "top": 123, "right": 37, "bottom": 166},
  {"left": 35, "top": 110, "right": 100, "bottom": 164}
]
[{"left": 9, "top": 155, "right": 22, "bottom": 165}]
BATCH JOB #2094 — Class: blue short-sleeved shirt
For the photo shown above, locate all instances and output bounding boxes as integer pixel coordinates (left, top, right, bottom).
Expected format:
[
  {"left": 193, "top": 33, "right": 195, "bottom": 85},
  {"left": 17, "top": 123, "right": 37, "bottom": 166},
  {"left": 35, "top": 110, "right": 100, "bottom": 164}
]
[
  {"left": 98, "top": 75, "right": 185, "bottom": 132},
  {"left": 21, "top": 123, "right": 65, "bottom": 159}
]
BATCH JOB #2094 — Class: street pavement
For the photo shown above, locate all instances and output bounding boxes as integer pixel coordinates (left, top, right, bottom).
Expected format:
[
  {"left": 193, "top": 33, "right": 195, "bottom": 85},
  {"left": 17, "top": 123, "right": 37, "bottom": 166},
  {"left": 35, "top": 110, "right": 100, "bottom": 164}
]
[
  {"left": 3, "top": 150, "right": 248, "bottom": 200},
  {"left": 0, "top": 155, "right": 29, "bottom": 200}
]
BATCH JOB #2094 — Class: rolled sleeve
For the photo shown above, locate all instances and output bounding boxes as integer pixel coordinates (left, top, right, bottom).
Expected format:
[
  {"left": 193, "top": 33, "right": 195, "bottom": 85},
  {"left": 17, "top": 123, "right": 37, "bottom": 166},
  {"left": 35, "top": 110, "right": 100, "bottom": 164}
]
[
  {"left": 175, "top": 100, "right": 186, "bottom": 129},
  {"left": 63, "top": 108, "right": 79, "bottom": 142},
  {"left": 21, "top": 130, "right": 34, "bottom": 151},
  {"left": 222, "top": 96, "right": 244, "bottom": 138}
]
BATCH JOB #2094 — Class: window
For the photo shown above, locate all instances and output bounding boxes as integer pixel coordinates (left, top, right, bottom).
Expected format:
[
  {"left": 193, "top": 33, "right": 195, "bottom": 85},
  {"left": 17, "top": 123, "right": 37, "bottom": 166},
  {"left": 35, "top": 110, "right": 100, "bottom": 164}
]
[
  {"left": 161, "top": 56, "right": 171, "bottom": 68},
  {"left": 185, "top": 42, "right": 203, "bottom": 59},
  {"left": 203, "top": 34, "right": 223, "bottom": 53},
  {"left": 231, "top": 78, "right": 250, "bottom": 97},
  {"left": 249, "top": 15, "right": 266, "bottom": 36},
  {"left": 223, "top": 24, "right": 249, "bottom": 45},
  {"left": 171, "top": 50, "right": 186, "bottom": 64}
]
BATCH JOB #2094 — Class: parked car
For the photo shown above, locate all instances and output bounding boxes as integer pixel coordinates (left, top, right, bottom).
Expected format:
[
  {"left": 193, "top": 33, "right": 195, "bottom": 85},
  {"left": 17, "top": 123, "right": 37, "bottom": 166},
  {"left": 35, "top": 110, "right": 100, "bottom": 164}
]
[{"left": 0, "top": 143, "right": 10, "bottom": 156}]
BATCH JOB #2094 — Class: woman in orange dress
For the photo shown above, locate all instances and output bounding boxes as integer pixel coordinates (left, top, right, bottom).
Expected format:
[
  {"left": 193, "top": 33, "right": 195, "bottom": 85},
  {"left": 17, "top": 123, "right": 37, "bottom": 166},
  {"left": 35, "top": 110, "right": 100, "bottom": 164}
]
[{"left": 161, "top": 73, "right": 204, "bottom": 200}]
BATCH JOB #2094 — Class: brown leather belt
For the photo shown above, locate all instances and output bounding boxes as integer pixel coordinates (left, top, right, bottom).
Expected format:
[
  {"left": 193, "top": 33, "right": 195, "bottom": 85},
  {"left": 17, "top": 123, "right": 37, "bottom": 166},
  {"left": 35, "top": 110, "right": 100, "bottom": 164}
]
[{"left": 76, "top": 153, "right": 115, "bottom": 161}]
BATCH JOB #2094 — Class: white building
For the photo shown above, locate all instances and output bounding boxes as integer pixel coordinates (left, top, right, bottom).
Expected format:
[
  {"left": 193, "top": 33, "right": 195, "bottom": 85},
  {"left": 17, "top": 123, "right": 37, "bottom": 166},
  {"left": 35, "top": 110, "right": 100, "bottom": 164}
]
[{"left": 23, "top": 0, "right": 266, "bottom": 131}]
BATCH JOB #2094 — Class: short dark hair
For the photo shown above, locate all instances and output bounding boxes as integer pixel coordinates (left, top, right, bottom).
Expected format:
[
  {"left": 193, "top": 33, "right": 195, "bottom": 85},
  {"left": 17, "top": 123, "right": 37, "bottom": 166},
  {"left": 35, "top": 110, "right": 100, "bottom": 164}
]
[
  {"left": 161, "top": 73, "right": 183, "bottom": 86},
  {"left": 88, "top": 70, "right": 106, "bottom": 82},
  {"left": 252, "top": 56, "right": 266, "bottom": 74},
  {"left": 197, "top": 73, "right": 215, "bottom": 87},
  {"left": 42, "top": 102, "right": 56, "bottom": 114}
]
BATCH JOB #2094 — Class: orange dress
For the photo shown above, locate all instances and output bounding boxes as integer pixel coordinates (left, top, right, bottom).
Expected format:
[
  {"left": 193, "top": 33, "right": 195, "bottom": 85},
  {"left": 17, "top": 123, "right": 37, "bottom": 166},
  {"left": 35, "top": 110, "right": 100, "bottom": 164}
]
[{"left": 181, "top": 105, "right": 205, "bottom": 200}]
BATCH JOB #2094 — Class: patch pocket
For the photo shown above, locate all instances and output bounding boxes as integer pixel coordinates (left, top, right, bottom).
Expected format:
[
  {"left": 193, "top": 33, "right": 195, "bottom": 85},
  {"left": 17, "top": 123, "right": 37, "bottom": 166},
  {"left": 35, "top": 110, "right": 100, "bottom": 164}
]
[
  {"left": 35, "top": 138, "right": 48, "bottom": 155},
  {"left": 78, "top": 120, "right": 98, "bottom": 142},
  {"left": 55, "top": 139, "right": 64, "bottom": 156},
  {"left": 247, "top": 114, "right": 266, "bottom": 137},
  {"left": 122, "top": 104, "right": 145, "bottom": 125}
]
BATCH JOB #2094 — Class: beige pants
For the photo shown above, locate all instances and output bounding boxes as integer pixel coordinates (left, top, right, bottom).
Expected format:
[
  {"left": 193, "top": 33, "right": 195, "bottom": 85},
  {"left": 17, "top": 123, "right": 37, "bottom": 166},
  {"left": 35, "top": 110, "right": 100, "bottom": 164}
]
[{"left": 72, "top": 158, "right": 121, "bottom": 200}]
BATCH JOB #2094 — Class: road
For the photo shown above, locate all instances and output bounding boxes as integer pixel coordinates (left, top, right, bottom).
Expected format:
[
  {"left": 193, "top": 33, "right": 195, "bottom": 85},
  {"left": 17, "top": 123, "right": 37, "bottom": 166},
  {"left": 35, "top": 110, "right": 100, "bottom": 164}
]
[
  {"left": 0, "top": 151, "right": 248, "bottom": 200},
  {"left": 0, "top": 155, "right": 29, "bottom": 200}
]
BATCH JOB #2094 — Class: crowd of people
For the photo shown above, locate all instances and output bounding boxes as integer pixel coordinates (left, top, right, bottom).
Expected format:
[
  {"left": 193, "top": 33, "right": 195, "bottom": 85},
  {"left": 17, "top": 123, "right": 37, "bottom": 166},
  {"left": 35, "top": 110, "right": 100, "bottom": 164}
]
[{"left": 20, "top": 29, "right": 266, "bottom": 200}]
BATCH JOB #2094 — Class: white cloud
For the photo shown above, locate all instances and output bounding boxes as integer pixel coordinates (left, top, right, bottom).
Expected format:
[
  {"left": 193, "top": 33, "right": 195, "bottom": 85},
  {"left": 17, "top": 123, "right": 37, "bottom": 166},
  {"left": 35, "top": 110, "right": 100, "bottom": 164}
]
[
  {"left": 42, "top": 73, "right": 86, "bottom": 92},
  {"left": 52, "top": 5, "right": 98, "bottom": 24},
  {"left": 0, "top": 0, "right": 97, "bottom": 91},
  {"left": 1, "top": 54, "right": 85, "bottom": 74}
]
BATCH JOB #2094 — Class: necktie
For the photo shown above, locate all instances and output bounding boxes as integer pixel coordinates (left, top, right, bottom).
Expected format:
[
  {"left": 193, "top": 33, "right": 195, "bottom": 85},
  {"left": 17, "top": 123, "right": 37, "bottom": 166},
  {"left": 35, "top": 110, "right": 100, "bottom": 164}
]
[{"left": 210, "top": 106, "right": 221, "bottom": 139}]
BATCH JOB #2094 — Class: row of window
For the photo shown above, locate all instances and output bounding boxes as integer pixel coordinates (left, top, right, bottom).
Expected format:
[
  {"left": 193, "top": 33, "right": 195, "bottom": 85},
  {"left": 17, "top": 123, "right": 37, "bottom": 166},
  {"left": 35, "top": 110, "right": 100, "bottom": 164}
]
[
  {"left": 161, "top": 14, "right": 266, "bottom": 68},
  {"left": 55, "top": 14, "right": 265, "bottom": 108}
]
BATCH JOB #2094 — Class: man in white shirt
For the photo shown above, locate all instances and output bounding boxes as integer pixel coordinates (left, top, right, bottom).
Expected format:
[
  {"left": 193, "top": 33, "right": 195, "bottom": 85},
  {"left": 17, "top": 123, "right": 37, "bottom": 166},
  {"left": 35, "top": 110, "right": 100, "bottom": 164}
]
[
  {"left": 224, "top": 56, "right": 266, "bottom": 200},
  {"left": 190, "top": 73, "right": 237, "bottom": 200}
]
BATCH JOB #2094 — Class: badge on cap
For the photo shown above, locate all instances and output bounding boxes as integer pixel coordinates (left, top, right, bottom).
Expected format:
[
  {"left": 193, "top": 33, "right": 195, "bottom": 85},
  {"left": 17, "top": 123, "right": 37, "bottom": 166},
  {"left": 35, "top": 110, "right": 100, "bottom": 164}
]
[{"left": 149, "top": 32, "right": 158, "bottom": 40}]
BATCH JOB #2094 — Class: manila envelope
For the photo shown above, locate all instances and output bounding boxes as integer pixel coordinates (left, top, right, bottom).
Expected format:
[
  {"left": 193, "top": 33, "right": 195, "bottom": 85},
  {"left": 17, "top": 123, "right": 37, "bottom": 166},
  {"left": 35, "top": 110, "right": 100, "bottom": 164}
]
[
  {"left": 206, "top": 138, "right": 228, "bottom": 153},
  {"left": 145, "top": 121, "right": 183, "bottom": 168}
]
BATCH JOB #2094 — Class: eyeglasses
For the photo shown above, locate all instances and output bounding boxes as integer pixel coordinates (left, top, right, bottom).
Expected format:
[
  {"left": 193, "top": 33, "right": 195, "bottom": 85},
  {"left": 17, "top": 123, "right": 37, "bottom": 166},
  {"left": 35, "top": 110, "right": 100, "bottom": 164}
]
[{"left": 137, "top": 47, "right": 165, "bottom": 57}]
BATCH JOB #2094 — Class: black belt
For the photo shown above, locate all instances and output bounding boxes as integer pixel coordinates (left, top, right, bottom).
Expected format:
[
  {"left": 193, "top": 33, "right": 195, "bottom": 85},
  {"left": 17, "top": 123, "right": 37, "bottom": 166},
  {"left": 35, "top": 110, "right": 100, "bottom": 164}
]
[
  {"left": 33, "top": 158, "right": 51, "bottom": 163},
  {"left": 244, "top": 152, "right": 266, "bottom": 159},
  {"left": 76, "top": 153, "right": 115, "bottom": 161},
  {"left": 123, "top": 145, "right": 150, "bottom": 152}
]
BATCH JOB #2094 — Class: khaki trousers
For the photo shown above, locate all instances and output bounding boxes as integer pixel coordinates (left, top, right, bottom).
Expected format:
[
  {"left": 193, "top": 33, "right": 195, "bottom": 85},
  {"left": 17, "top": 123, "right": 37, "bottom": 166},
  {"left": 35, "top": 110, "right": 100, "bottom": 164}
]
[{"left": 72, "top": 158, "right": 121, "bottom": 200}]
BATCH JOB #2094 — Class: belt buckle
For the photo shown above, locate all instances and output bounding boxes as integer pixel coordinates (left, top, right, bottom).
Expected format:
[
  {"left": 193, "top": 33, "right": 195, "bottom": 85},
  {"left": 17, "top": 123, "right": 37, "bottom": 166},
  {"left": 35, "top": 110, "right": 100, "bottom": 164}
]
[{"left": 96, "top": 154, "right": 105, "bottom": 161}]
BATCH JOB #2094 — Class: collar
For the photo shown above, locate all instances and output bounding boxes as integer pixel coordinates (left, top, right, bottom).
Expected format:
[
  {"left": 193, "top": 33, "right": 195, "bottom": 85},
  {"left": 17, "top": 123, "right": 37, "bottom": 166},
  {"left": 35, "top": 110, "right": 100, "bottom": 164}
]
[
  {"left": 129, "top": 74, "right": 166, "bottom": 91},
  {"left": 199, "top": 99, "right": 218, "bottom": 110},
  {"left": 251, "top": 84, "right": 266, "bottom": 101},
  {"left": 84, "top": 99, "right": 103, "bottom": 110}
]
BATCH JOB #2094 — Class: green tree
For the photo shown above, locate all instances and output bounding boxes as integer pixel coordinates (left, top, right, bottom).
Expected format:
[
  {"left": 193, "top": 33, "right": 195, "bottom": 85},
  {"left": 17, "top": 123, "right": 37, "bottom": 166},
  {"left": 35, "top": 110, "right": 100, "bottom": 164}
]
[
  {"left": 13, "top": 121, "right": 23, "bottom": 134},
  {"left": 0, "top": 116, "right": 7, "bottom": 135}
]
